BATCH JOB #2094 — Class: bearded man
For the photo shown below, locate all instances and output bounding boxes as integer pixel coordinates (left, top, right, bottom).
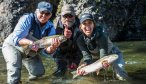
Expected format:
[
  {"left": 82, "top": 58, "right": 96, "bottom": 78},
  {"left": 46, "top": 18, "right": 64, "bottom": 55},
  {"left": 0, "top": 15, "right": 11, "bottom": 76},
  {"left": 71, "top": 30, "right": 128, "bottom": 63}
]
[{"left": 52, "top": 4, "right": 82, "bottom": 77}]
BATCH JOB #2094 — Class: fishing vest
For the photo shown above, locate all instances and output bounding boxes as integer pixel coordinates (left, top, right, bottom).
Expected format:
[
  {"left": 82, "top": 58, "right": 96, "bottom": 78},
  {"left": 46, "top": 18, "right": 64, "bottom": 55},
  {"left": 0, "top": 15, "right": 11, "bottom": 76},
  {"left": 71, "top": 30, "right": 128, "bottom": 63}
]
[{"left": 26, "top": 13, "right": 51, "bottom": 40}]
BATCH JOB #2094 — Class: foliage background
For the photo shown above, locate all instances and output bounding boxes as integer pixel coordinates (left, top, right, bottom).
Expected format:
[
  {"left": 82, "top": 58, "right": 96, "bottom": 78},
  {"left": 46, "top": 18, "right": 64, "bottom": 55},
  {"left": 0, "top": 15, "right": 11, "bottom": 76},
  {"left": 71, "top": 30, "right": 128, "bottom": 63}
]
[{"left": 0, "top": 0, "right": 146, "bottom": 45}]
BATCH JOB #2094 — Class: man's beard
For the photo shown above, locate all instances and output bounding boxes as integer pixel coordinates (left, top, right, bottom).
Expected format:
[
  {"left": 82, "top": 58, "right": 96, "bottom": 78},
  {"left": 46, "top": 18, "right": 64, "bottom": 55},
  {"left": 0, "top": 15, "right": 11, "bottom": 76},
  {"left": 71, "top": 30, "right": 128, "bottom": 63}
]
[
  {"left": 66, "top": 20, "right": 75, "bottom": 28},
  {"left": 62, "top": 19, "right": 75, "bottom": 28}
]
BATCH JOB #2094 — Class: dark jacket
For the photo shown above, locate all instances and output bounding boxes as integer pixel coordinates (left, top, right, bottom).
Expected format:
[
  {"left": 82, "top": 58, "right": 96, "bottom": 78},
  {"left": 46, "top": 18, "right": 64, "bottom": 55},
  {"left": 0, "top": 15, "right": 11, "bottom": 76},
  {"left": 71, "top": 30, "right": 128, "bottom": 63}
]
[
  {"left": 77, "top": 26, "right": 114, "bottom": 64},
  {"left": 54, "top": 15, "right": 82, "bottom": 60}
]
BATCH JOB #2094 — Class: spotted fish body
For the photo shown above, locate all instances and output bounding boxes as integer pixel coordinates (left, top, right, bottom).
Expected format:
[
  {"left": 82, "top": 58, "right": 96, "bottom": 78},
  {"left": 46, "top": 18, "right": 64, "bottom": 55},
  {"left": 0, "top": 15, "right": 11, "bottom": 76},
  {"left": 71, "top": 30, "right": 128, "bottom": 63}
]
[
  {"left": 34, "top": 35, "right": 67, "bottom": 48},
  {"left": 24, "top": 35, "right": 67, "bottom": 55},
  {"left": 72, "top": 54, "right": 118, "bottom": 79}
]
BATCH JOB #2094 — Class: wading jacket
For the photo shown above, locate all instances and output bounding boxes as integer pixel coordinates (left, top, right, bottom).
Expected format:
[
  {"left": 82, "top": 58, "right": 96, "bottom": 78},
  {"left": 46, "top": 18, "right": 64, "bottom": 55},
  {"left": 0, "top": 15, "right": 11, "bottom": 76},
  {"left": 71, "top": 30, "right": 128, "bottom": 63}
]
[
  {"left": 77, "top": 26, "right": 114, "bottom": 64},
  {"left": 54, "top": 16, "right": 82, "bottom": 59},
  {"left": 4, "top": 13, "right": 56, "bottom": 55}
]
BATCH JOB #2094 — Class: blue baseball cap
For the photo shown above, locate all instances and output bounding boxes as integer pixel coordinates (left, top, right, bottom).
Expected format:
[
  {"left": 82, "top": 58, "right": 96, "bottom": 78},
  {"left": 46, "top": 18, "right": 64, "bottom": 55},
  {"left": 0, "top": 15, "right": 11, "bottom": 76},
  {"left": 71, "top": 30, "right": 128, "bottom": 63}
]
[
  {"left": 79, "top": 13, "right": 94, "bottom": 23},
  {"left": 37, "top": 1, "right": 53, "bottom": 13}
]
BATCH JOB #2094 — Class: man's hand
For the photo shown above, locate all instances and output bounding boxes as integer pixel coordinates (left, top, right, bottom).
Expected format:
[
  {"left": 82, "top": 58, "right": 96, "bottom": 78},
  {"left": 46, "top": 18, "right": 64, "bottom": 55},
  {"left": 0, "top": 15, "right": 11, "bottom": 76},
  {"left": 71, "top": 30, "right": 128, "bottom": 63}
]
[
  {"left": 45, "top": 38, "right": 60, "bottom": 53},
  {"left": 64, "top": 27, "right": 72, "bottom": 39},
  {"left": 77, "top": 63, "right": 87, "bottom": 75},
  {"left": 102, "top": 60, "right": 110, "bottom": 69},
  {"left": 29, "top": 41, "right": 39, "bottom": 52}
]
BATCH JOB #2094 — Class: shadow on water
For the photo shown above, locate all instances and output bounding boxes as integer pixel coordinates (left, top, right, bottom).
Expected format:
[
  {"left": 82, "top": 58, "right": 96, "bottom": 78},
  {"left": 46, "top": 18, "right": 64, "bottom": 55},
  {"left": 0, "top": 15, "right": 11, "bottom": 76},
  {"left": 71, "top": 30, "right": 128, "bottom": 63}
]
[{"left": 0, "top": 41, "right": 146, "bottom": 84}]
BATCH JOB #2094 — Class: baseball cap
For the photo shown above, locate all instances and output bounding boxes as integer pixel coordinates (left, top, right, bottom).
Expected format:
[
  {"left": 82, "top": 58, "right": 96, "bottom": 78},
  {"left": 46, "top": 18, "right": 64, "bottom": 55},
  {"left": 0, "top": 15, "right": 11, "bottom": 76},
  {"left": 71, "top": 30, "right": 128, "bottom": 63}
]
[
  {"left": 61, "top": 4, "right": 75, "bottom": 16},
  {"left": 37, "top": 1, "right": 53, "bottom": 13},
  {"left": 79, "top": 13, "right": 94, "bottom": 23}
]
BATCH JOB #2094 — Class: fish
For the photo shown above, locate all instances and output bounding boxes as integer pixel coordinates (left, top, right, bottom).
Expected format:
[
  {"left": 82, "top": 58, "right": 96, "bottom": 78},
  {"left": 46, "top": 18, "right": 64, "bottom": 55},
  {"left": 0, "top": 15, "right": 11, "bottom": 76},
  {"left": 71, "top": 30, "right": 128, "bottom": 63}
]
[
  {"left": 72, "top": 54, "right": 118, "bottom": 79},
  {"left": 22, "top": 35, "right": 67, "bottom": 55}
]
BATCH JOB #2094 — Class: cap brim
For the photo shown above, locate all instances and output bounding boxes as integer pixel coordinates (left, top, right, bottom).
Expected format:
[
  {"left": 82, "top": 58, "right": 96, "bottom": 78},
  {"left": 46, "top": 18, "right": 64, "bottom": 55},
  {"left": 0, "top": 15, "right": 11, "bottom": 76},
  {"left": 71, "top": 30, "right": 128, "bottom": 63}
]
[
  {"left": 80, "top": 18, "right": 93, "bottom": 23},
  {"left": 61, "top": 11, "right": 75, "bottom": 16},
  {"left": 39, "top": 8, "right": 51, "bottom": 13}
]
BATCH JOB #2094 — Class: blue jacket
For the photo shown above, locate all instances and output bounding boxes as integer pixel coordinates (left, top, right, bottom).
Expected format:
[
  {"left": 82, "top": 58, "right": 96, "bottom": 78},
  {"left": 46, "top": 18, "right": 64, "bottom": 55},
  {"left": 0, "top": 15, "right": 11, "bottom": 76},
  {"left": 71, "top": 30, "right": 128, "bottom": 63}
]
[
  {"left": 12, "top": 13, "right": 56, "bottom": 46},
  {"left": 4, "top": 13, "right": 56, "bottom": 55}
]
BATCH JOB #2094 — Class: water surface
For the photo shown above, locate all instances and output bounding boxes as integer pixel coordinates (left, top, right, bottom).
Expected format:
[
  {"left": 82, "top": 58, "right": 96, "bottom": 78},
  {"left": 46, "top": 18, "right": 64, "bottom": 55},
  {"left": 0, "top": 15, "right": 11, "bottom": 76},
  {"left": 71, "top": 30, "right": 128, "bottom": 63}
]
[{"left": 0, "top": 41, "right": 146, "bottom": 84}]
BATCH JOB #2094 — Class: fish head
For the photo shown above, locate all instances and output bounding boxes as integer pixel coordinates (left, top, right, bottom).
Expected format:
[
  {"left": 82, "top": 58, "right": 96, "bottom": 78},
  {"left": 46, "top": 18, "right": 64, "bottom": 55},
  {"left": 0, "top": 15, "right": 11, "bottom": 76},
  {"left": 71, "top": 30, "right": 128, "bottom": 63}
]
[
  {"left": 106, "top": 54, "right": 119, "bottom": 63},
  {"left": 58, "top": 35, "right": 67, "bottom": 43},
  {"left": 103, "top": 54, "right": 118, "bottom": 63}
]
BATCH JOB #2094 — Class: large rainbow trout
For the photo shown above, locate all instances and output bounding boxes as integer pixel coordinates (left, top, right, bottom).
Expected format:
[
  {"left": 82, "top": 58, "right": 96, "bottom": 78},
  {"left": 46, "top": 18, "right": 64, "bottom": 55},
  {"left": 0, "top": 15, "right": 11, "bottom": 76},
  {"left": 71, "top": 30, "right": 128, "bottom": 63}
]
[
  {"left": 72, "top": 54, "right": 118, "bottom": 79},
  {"left": 22, "top": 35, "right": 67, "bottom": 55}
]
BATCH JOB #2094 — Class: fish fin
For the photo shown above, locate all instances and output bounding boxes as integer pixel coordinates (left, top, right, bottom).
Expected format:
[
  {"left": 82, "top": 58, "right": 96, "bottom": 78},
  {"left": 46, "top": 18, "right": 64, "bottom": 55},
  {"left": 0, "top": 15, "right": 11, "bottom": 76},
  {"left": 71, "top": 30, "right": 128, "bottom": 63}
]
[
  {"left": 96, "top": 69, "right": 100, "bottom": 75},
  {"left": 71, "top": 70, "right": 80, "bottom": 79},
  {"left": 73, "top": 74, "right": 79, "bottom": 79},
  {"left": 71, "top": 70, "right": 76, "bottom": 75}
]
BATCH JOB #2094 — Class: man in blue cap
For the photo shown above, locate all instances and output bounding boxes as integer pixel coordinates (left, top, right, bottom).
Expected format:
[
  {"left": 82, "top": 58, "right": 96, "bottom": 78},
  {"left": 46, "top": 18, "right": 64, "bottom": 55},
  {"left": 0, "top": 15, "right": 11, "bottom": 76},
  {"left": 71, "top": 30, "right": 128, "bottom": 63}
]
[{"left": 2, "top": 1, "right": 60, "bottom": 83}]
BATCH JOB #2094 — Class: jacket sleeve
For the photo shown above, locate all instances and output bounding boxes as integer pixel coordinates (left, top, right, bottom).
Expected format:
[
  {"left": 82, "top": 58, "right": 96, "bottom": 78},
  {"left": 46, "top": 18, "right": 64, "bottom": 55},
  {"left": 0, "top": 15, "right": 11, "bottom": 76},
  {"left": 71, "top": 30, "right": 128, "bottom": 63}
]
[
  {"left": 77, "top": 35, "right": 92, "bottom": 64},
  {"left": 12, "top": 15, "right": 32, "bottom": 46}
]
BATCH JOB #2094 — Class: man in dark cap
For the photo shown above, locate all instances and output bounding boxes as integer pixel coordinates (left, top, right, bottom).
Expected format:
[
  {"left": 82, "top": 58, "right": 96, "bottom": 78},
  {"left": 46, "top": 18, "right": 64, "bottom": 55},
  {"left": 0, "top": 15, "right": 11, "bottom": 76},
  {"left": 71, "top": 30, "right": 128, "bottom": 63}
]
[
  {"left": 53, "top": 4, "right": 82, "bottom": 77},
  {"left": 2, "top": 1, "right": 60, "bottom": 83}
]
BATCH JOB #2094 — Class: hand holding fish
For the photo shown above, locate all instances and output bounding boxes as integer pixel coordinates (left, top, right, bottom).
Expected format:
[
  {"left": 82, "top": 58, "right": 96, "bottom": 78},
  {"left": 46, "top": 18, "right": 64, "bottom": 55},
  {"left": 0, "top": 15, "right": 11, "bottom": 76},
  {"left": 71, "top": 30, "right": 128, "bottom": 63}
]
[
  {"left": 72, "top": 54, "right": 118, "bottom": 79},
  {"left": 102, "top": 60, "right": 110, "bottom": 69},
  {"left": 77, "top": 63, "right": 87, "bottom": 75},
  {"left": 45, "top": 38, "right": 61, "bottom": 53},
  {"left": 29, "top": 41, "right": 39, "bottom": 52},
  {"left": 76, "top": 61, "right": 110, "bottom": 76},
  {"left": 22, "top": 35, "right": 67, "bottom": 55}
]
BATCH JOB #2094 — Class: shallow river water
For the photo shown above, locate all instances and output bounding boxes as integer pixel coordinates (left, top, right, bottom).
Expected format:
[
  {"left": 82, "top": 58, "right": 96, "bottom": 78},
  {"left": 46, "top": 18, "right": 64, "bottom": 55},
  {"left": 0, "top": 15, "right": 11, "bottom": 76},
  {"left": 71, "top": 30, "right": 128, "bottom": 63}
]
[{"left": 0, "top": 41, "right": 146, "bottom": 84}]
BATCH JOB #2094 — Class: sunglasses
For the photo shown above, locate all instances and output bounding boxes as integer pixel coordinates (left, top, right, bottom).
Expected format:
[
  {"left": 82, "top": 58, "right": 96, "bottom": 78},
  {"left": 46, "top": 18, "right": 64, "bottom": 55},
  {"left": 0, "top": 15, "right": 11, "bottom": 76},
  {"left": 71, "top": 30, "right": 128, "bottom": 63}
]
[
  {"left": 62, "top": 14, "right": 73, "bottom": 18},
  {"left": 39, "top": 11, "right": 51, "bottom": 16}
]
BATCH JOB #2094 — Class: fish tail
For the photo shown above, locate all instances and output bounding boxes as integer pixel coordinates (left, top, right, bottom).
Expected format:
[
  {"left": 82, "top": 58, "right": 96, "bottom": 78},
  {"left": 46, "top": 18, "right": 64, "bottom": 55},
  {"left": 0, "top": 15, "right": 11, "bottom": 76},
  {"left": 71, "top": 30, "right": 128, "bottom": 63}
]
[
  {"left": 71, "top": 71, "right": 80, "bottom": 79},
  {"left": 73, "top": 74, "right": 79, "bottom": 79}
]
